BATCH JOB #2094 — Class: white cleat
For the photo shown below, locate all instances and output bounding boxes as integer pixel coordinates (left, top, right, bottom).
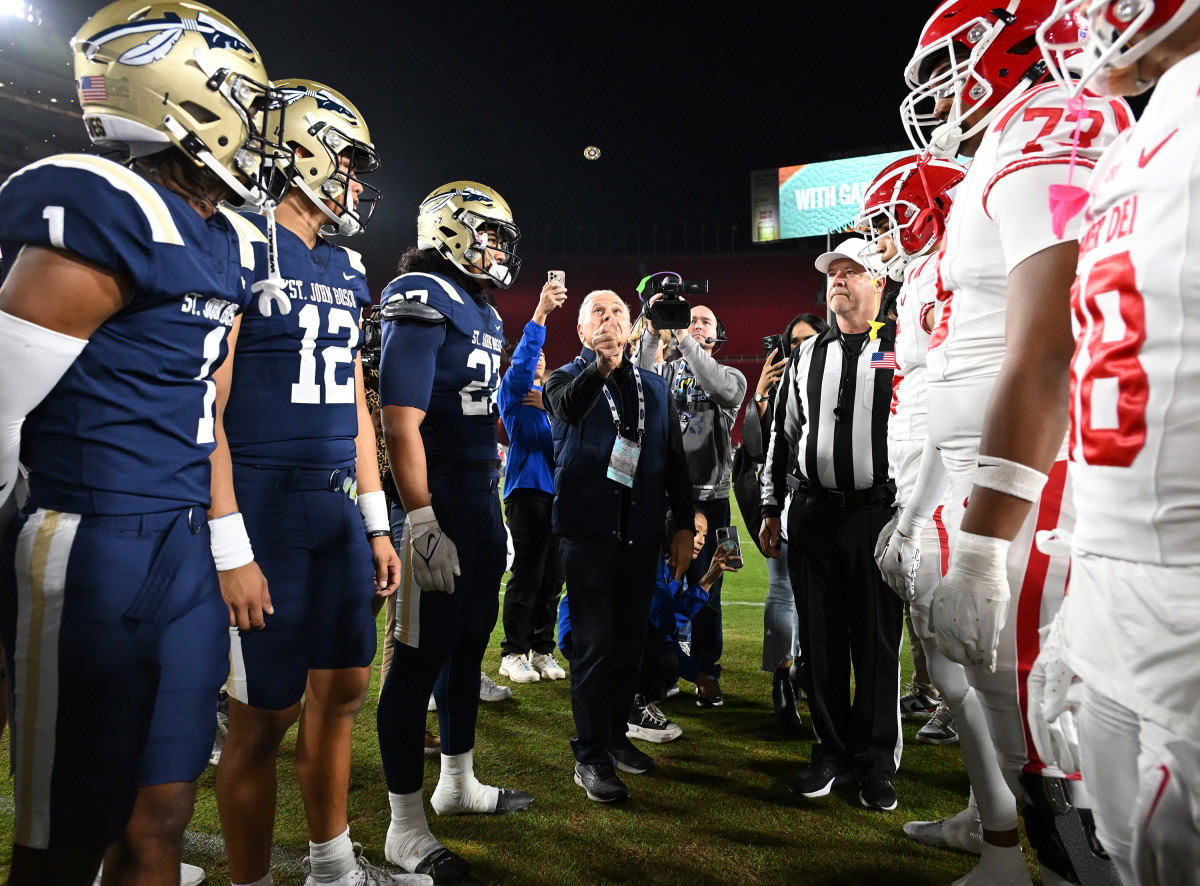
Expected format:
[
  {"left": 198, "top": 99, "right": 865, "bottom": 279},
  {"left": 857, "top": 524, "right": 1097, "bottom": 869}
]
[
  {"left": 95, "top": 864, "right": 206, "bottom": 886},
  {"left": 904, "top": 804, "right": 984, "bottom": 855}
]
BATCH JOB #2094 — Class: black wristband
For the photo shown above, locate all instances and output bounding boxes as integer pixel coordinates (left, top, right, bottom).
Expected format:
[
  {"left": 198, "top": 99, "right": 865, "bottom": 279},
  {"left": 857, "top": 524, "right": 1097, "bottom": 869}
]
[{"left": 367, "top": 530, "right": 391, "bottom": 539}]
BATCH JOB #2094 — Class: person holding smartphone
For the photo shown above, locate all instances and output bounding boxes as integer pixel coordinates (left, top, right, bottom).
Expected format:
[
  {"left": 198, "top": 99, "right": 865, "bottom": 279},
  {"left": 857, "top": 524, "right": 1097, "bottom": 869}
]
[
  {"left": 738, "top": 314, "right": 827, "bottom": 732},
  {"left": 496, "top": 272, "right": 569, "bottom": 685},
  {"left": 634, "top": 298, "right": 747, "bottom": 707}
]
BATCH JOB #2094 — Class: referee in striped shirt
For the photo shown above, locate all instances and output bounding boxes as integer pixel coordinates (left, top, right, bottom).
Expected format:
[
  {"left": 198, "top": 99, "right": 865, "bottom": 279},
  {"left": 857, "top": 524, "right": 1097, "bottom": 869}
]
[{"left": 759, "top": 237, "right": 903, "bottom": 813}]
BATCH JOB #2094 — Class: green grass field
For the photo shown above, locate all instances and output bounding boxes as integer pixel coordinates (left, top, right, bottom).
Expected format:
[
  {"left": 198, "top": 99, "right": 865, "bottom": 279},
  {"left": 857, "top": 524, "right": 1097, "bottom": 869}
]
[{"left": 0, "top": 505, "right": 1040, "bottom": 885}]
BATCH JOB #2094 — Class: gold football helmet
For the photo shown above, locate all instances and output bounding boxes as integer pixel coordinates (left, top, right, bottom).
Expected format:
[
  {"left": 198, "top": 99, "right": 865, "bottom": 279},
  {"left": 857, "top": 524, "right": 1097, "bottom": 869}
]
[
  {"left": 274, "top": 79, "right": 380, "bottom": 237},
  {"left": 71, "top": 0, "right": 290, "bottom": 208},
  {"left": 416, "top": 181, "right": 521, "bottom": 289}
]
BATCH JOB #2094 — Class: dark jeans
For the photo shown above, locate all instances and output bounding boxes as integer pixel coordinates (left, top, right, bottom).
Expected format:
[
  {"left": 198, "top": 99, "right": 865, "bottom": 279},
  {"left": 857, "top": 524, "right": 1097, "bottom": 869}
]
[
  {"left": 501, "top": 488, "right": 564, "bottom": 656},
  {"left": 686, "top": 497, "right": 730, "bottom": 680},
  {"left": 787, "top": 494, "right": 903, "bottom": 781},
  {"left": 561, "top": 536, "right": 658, "bottom": 765}
]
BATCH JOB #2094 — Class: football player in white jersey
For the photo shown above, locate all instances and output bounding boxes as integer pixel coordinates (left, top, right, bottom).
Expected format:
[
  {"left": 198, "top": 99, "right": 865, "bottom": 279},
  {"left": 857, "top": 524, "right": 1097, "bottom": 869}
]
[
  {"left": 884, "top": 1, "right": 1133, "bottom": 883},
  {"left": 861, "top": 156, "right": 1010, "bottom": 861},
  {"left": 1025, "top": 4, "right": 1200, "bottom": 883}
]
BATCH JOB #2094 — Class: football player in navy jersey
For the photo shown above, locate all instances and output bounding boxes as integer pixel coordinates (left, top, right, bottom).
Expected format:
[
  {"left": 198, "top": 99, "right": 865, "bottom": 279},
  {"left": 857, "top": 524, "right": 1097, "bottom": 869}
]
[
  {"left": 375, "top": 182, "right": 533, "bottom": 882},
  {"left": 0, "top": 1, "right": 290, "bottom": 883},
  {"left": 206, "top": 81, "right": 414, "bottom": 886}
]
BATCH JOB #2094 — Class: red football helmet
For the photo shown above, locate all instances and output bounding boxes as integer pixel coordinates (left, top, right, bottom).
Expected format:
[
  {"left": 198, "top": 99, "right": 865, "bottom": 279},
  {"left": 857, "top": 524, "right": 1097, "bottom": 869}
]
[
  {"left": 855, "top": 155, "right": 966, "bottom": 281},
  {"left": 1037, "top": 0, "right": 1200, "bottom": 95},
  {"left": 901, "top": 0, "right": 1084, "bottom": 157}
]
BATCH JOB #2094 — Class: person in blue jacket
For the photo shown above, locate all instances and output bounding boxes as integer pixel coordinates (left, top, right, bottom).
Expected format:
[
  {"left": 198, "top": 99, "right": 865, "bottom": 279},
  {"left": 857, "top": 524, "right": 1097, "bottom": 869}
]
[{"left": 497, "top": 278, "right": 569, "bottom": 685}]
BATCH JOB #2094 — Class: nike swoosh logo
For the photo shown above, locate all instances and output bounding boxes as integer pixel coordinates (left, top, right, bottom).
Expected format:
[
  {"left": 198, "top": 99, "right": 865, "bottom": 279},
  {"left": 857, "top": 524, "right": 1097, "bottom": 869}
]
[
  {"left": 1139, "top": 129, "right": 1178, "bottom": 168},
  {"left": 343, "top": 272, "right": 356, "bottom": 281}
]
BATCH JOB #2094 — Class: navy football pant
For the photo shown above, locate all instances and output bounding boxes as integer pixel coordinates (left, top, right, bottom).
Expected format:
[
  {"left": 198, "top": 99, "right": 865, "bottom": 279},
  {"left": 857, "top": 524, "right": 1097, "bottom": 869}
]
[
  {"left": 227, "top": 463, "right": 377, "bottom": 710},
  {"left": 377, "top": 467, "right": 505, "bottom": 793},
  {"left": 0, "top": 505, "right": 226, "bottom": 853}
]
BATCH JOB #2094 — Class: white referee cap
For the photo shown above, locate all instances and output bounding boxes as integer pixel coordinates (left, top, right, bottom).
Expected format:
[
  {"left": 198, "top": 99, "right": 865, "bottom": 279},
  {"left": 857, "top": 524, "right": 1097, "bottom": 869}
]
[{"left": 815, "top": 237, "right": 881, "bottom": 275}]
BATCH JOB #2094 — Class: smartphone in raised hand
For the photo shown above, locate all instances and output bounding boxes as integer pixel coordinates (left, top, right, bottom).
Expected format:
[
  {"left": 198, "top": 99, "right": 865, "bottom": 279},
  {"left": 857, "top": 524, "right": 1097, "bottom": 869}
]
[{"left": 715, "top": 526, "right": 743, "bottom": 569}]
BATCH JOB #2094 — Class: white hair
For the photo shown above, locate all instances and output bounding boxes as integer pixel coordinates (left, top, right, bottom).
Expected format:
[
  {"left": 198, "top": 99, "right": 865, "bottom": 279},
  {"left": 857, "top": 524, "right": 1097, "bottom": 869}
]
[{"left": 576, "top": 289, "right": 629, "bottom": 326}]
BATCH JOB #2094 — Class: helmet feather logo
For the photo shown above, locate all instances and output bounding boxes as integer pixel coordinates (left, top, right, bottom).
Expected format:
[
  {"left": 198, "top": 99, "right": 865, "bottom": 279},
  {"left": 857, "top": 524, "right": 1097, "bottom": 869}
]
[{"left": 83, "top": 11, "right": 253, "bottom": 66}]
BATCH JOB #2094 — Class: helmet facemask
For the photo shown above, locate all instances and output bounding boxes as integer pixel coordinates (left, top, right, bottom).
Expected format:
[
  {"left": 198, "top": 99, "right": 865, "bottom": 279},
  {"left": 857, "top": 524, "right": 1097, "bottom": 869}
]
[{"left": 416, "top": 183, "right": 522, "bottom": 290}]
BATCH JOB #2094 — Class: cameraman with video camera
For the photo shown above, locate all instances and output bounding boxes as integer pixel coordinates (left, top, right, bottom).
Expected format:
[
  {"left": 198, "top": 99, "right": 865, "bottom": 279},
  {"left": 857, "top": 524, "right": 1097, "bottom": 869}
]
[{"left": 636, "top": 282, "right": 747, "bottom": 706}]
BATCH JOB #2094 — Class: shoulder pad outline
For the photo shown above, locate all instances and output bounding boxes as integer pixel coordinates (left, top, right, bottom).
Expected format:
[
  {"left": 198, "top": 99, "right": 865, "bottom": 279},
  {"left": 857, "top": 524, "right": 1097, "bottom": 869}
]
[{"left": 382, "top": 297, "right": 447, "bottom": 325}]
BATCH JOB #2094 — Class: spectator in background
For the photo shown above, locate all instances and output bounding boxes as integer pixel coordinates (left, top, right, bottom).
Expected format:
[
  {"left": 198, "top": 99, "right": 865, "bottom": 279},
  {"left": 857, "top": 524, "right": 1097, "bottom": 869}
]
[
  {"left": 630, "top": 314, "right": 671, "bottom": 364},
  {"left": 497, "top": 277, "right": 569, "bottom": 684},
  {"left": 635, "top": 299, "right": 746, "bottom": 707},
  {"left": 628, "top": 511, "right": 729, "bottom": 743},
  {"left": 544, "top": 290, "right": 694, "bottom": 804},
  {"left": 739, "top": 313, "right": 827, "bottom": 732}
]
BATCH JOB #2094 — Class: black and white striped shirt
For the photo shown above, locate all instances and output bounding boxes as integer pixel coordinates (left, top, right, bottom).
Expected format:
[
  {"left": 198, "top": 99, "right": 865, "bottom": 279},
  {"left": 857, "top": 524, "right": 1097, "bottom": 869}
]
[{"left": 762, "top": 323, "right": 895, "bottom": 514}]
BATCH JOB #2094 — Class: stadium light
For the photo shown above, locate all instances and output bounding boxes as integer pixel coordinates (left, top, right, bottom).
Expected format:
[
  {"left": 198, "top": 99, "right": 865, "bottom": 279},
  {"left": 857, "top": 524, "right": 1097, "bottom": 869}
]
[{"left": 0, "top": 1, "right": 42, "bottom": 25}]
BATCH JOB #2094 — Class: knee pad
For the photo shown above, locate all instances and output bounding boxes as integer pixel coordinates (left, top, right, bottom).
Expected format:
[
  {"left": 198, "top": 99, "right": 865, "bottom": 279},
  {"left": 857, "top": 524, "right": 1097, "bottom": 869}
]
[
  {"left": 1132, "top": 738, "right": 1200, "bottom": 886},
  {"left": 1019, "top": 772, "right": 1122, "bottom": 886}
]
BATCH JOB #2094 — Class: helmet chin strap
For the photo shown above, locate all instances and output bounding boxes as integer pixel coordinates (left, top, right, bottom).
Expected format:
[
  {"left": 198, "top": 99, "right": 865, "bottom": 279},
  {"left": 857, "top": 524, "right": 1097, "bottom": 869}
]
[
  {"left": 929, "top": 121, "right": 964, "bottom": 159},
  {"left": 299, "top": 178, "right": 360, "bottom": 237}
]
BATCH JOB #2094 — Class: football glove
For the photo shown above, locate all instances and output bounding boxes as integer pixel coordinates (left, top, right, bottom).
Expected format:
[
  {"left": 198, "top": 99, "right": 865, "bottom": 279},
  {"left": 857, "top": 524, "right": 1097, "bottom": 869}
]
[
  {"left": 932, "top": 531, "right": 1010, "bottom": 672},
  {"left": 876, "top": 517, "right": 921, "bottom": 603},
  {"left": 407, "top": 506, "right": 460, "bottom": 594},
  {"left": 1027, "top": 598, "right": 1082, "bottom": 778}
]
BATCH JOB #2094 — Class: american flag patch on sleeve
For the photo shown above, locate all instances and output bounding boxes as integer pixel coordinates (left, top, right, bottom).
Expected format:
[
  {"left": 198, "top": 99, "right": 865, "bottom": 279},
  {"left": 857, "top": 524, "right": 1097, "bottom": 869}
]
[
  {"left": 79, "top": 76, "right": 107, "bottom": 101},
  {"left": 870, "top": 351, "right": 898, "bottom": 370}
]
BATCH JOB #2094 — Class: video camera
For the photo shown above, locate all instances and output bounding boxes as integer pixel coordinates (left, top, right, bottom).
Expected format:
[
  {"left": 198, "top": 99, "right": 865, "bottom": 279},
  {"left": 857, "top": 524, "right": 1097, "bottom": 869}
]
[{"left": 639, "top": 273, "right": 709, "bottom": 331}]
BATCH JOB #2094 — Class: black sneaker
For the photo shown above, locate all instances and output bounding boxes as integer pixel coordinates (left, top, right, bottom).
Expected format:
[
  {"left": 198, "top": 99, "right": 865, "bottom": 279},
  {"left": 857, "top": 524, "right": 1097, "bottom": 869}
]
[
  {"left": 627, "top": 695, "right": 683, "bottom": 743},
  {"left": 789, "top": 764, "right": 853, "bottom": 798},
  {"left": 695, "top": 678, "right": 724, "bottom": 708},
  {"left": 859, "top": 777, "right": 898, "bottom": 811},
  {"left": 607, "top": 741, "right": 655, "bottom": 775},
  {"left": 574, "top": 761, "right": 629, "bottom": 803}
]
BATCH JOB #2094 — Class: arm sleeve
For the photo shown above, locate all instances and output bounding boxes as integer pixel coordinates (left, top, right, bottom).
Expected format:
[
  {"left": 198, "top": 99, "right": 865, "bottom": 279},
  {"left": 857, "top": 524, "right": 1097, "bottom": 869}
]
[
  {"left": 378, "top": 320, "right": 445, "bottom": 411},
  {"left": 632, "top": 330, "right": 660, "bottom": 370},
  {"left": 676, "top": 335, "right": 748, "bottom": 408},
  {"left": 665, "top": 397, "right": 695, "bottom": 527},
  {"left": 897, "top": 435, "right": 950, "bottom": 536},
  {"left": 543, "top": 363, "right": 606, "bottom": 424},
  {"left": 498, "top": 320, "right": 546, "bottom": 426}
]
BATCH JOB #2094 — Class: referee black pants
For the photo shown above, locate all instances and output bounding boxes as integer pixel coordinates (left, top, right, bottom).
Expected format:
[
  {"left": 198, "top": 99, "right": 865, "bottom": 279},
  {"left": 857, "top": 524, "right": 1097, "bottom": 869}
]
[{"left": 787, "top": 495, "right": 903, "bottom": 781}]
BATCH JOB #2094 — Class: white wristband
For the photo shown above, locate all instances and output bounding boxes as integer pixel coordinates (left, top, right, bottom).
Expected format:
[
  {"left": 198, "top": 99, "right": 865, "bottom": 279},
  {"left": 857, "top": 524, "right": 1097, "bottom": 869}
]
[
  {"left": 209, "top": 511, "right": 254, "bottom": 571},
  {"left": 358, "top": 489, "right": 390, "bottom": 534},
  {"left": 951, "top": 531, "right": 1012, "bottom": 598},
  {"left": 974, "top": 455, "right": 1049, "bottom": 503}
]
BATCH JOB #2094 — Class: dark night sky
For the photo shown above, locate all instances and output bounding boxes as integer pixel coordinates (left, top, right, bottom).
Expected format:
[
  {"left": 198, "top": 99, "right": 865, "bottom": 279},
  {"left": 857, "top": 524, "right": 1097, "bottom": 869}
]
[{"left": 39, "top": 0, "right": 926, "bottom": 273}]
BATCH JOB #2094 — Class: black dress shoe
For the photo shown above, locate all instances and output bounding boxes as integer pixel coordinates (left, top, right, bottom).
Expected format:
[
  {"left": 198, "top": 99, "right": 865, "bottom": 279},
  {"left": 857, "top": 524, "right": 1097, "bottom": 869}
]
[
  {"left": 574, "top": 761, "right": 629, "bottom": 803},
  {"left": 859, "top": 776, "right": 898, "bottom": 811},
  {"left": 495, "top": 787, "right": 534, "bottom": 813},
  {"left": 790, "top": 763, "right": 853, "bottom": 798},
  {"left": 773, "top": 666, "right": 804, "bottom": 731},
  {"left": 415, "top": 846, "right": 471, "bottom": 883},
  {"left": 607, "top": 741, "right": 655, "bottom": 774}
]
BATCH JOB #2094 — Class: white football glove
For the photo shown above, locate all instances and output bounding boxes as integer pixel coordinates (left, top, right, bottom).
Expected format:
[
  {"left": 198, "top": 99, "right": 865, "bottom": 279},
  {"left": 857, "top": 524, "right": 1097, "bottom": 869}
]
[
  {"left": 1027, "top": 598, "right": 1082, "bottom": 777},
  {"left": 876, "top": 521, "right": 921, "bottom": 603},
  {"left": 406, "top": 506, "right": 460, "bottom": 594},
  {"left": 931, "top": 531, "right": 1010, "bottom": 672}
]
